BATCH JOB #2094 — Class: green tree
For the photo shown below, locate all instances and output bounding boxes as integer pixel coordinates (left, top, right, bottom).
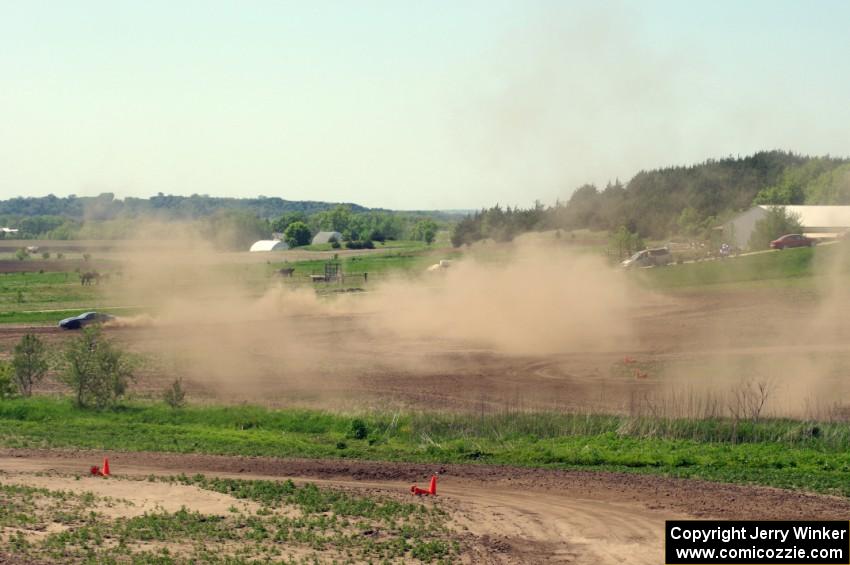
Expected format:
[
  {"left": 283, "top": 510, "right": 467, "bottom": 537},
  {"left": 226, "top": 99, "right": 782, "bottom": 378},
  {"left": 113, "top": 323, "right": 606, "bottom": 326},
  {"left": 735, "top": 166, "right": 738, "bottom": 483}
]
[
  {"left": 15, "top": 248, "right": 28, "bottom": 261},
  {"left": 676, "top": 207, "right": 702, "bottom": 237},
  {"left": 62, "top": 327, "right": 134, "bottom": 409},
  {"left": 283, "top": 221, "right": 312, "bottom": 247},
  {"left": 609, "top": 225, "right": 644, "bottom": 259},
  {"left": 163, "top": 378, "right": 187, "bottom": 409},
  {"left": 748, "top": 207, "right": 804, "bottom": 250},
  {"left": 0, "top": 362, "right": 14, "bottom": 400},
  {"left": 412, "top": 219, "right": 438, "bottom": 245},
  {"left": 11, "top": 333, "right": 48, "bottom": 397},
  {"left": 271, "top": 211, "right": 307, "bottom": 234}
]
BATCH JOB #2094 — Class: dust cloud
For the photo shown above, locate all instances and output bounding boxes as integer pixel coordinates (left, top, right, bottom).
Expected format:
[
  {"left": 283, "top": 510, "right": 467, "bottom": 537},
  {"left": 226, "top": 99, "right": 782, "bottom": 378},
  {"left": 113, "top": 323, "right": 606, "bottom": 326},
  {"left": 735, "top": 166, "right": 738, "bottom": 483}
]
[
  {"left": 102, "top": 226, "right": 636, "bottom": 404},
  {"left": 635, "top": 241, "right": 850, "bottom": 420},
  {"left": 100, "top": 224, "right": 850, "bottom": 419},
  {"left": 357, "top": 244, "right": 634, "bottom": 356}
]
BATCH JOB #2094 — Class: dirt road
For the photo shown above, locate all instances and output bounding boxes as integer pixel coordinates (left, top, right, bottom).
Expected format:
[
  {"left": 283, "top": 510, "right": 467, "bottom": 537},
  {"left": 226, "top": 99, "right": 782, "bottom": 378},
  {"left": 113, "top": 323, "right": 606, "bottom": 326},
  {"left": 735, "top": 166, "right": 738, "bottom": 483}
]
[{"left": 3, "top": 449, "right": 849, "bottom": 564}]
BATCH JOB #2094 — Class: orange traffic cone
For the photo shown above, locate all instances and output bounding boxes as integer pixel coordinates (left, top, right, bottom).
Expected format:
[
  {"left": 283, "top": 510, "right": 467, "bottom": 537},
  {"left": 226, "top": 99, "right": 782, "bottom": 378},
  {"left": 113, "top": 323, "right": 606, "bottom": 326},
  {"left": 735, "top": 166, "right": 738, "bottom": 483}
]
[
  {"left": 428, "top": 475, "right": 437, "bottom": 495},
  {"left": 101, "top": 457, "right": 110, "bottom": 477}
]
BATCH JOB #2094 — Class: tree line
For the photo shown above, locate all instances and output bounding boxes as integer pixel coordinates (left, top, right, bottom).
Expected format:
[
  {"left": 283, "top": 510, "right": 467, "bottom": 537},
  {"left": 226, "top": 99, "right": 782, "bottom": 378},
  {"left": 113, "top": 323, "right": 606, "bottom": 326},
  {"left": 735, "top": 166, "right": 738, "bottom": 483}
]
[
  {"left": 0, "top": 193, "right": 456, "bottom": 247},
  {"left": 451, "top": 151, "right": 850, "bottom": 247}
]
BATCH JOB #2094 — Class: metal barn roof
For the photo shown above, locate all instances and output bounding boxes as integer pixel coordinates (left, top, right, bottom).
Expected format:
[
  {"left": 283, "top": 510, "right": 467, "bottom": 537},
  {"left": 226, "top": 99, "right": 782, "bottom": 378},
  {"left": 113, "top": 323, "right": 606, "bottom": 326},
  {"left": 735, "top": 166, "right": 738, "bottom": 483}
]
[
  {"left": 249, "top": 240, "right": 289, "bottom": 252},
  {"left": 311, "top": 231, "right": 342, "bottom": 245},
  {"left": 759, "top": 205, "right": 850, "bottom": 228}
]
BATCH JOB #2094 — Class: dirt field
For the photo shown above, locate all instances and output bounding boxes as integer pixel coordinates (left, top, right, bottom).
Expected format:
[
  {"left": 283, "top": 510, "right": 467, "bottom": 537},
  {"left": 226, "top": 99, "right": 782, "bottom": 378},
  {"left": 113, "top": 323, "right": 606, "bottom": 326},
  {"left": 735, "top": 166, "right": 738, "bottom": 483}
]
[
  {"left": 2, "top": 262, "right": 850, "bottom": 562},
  {"left": 5, "top": 284, "right": 850, "bottom": 417},
  {"left": 3, "top": 448, "right": 849, "bottom": 564}
]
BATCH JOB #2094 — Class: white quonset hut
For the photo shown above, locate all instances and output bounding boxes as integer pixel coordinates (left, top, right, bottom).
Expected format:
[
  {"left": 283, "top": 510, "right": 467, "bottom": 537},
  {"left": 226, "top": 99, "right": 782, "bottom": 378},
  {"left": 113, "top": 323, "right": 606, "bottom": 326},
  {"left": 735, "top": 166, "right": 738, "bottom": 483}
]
[
  {"left": 249, "top": 239, "right": 289, "bottom": 252},
  {"left": 311, "top": 231, "right": 342, "bottom": 245},
  {"left": 723, "top": 205, "right": 850, "bottom": 249}
]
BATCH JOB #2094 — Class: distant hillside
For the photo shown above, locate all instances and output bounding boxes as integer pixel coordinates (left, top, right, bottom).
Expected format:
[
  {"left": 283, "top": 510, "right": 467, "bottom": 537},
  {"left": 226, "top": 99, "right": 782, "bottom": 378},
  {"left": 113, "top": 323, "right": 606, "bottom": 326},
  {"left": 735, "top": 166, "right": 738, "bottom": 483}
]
[
  {"left": 588, "top": 151, "right": 850, "bottom": 238},
  {"left": 0, "top": 193, "right": 375, "bottom": 221},
  {"left": 0, "top": 193, "right": 463, "bottom": 245},
  {"left": 451, "top": 151, "right": 850, "bottom": 245}
]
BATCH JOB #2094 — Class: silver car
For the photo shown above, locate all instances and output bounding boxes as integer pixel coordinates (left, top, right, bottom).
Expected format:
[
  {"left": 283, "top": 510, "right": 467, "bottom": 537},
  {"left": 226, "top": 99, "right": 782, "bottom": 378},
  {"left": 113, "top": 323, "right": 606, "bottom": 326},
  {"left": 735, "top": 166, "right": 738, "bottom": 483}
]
[{"left": 621, "top": 248, "right": 672, "bottom": 269}]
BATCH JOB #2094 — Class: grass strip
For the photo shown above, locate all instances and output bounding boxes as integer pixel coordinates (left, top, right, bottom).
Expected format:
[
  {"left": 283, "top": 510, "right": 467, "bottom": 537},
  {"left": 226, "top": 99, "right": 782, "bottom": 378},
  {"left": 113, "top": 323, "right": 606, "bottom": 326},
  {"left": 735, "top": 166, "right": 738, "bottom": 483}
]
[{"left": 0, "top": 397, "right": 849, "bottom": 496}]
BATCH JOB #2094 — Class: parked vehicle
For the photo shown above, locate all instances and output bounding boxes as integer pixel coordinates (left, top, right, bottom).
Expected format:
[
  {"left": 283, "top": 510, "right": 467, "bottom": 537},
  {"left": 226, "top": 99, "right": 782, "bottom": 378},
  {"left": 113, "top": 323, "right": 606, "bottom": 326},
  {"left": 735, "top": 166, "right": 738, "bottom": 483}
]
[
  {"left": 58, "top": 312, "right": 115, "bottom": 330},
  {"left": 621, "top": 248, "right": 672, "bottom": 268},
  {"left": 770, "top": 234, "right": 816, "bottom": 250}
]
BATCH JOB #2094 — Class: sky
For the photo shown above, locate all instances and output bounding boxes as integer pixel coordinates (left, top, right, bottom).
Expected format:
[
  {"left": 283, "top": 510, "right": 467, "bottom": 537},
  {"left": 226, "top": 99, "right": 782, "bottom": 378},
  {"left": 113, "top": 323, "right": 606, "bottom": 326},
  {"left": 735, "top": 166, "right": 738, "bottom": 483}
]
[{"left": 1, "top": 0, "right": 850, "bottom": 210}]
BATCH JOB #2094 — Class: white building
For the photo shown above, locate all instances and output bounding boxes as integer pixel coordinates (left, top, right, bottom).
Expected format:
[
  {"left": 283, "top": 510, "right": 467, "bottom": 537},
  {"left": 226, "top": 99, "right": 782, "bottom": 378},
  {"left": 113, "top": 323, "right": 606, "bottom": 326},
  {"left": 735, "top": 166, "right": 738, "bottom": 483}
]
[
  {"left": 311, "top": 231, "right": 342, "bottom": 245},
  {"left": 723, "top": 205, "right": 850, "bottom": 249},
  {"left": 249, "top": 239, "right": 289, "bottom": 252}
]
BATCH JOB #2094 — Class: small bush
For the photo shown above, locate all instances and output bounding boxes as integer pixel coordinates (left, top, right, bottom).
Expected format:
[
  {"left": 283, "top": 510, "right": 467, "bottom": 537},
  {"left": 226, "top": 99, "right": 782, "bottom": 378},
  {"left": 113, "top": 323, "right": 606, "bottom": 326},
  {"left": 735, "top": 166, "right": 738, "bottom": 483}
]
[
  {"left": 163, "top": 378, "right": 187, "bottom": 409},
  {"left": 11, "top": 334, "right": 48, "bottom": 397},
  {"left": 349, "top": 418, "right": 368, "bottom": 440},
  {"left": 62, "top": 327, "right": 134, "bottom": 409},
  {"left": 0, "top": 362, "right": 15, "bottom": 400},
  {"left": 345, "top": 240, "right": 375, "bottom": 250}
]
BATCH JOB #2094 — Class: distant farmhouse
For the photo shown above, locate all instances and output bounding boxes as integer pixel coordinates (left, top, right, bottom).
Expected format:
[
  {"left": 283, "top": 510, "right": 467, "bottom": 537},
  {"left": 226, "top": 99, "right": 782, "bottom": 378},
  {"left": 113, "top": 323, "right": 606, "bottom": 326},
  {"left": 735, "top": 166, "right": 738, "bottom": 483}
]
[
  {"left": 311, "top": 231, "right": 342, "bottom": 245},
  {"left": 723, "top": 205, "right": 850, "bottom": 249},
  {"left": 249, "top": 239, "right": 289, "bottom": 252}
]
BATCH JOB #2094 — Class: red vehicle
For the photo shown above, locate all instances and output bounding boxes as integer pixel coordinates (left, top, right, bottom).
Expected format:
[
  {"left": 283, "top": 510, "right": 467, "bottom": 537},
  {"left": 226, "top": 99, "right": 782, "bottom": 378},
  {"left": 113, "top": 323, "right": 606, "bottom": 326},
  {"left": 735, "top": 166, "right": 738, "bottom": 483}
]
[{"left": 770, "top": 234, "right": 816, "bottom": 250}]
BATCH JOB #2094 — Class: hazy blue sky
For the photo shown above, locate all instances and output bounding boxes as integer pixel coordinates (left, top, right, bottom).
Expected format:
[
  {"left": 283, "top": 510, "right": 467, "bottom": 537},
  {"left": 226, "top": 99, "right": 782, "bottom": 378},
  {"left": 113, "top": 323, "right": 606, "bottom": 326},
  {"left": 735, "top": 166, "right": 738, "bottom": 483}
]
[{"left": 2, "top": 0, "right": 849, "bottom": 209}]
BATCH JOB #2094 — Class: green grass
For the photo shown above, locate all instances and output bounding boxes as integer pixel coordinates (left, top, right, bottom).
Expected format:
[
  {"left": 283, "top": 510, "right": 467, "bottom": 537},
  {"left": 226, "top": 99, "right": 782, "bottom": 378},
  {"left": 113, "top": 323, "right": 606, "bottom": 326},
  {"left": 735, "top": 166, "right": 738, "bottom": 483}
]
[
  {"left": 268, "top": 248, "right": 459, "bottom": 280},
  {"left": 2, "top": 397, "right": 850, "bottom": 497},
  {"left": 0, "top": 271, "right": 103, "bottom": 313},
  {"left": 634, "top": 243, "right": 850, "bottom": 290}
]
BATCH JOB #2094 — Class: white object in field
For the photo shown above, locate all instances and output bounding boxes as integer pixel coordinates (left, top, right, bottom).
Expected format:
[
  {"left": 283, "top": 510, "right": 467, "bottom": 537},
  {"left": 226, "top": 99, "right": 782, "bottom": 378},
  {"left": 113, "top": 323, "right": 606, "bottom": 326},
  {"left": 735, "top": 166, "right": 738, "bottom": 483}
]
[
  {"left": 249, "top": 239, "right": 289, "bottom": 252},
  {"left": 426, "top": 260, "right": 452, "bottom": 272}
]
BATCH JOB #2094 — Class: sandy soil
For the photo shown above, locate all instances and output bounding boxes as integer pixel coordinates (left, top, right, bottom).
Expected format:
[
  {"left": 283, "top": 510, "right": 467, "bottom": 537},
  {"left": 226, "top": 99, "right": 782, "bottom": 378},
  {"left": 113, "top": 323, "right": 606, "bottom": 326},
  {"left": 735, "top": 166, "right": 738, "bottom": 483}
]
[{"left": 4, "top": 449, "right": 850, "bottom": 564}]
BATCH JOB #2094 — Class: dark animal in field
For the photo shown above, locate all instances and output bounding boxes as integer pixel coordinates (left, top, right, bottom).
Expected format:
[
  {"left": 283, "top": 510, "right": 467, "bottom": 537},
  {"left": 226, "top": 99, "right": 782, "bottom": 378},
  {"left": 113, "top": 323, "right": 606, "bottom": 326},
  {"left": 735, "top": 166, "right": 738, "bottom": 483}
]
[
  {"left": 277, "top": 267, "right": 295, "bottom": 277},
  {"left": 80, "top": 271, "right": 102, "bottom": 285}
]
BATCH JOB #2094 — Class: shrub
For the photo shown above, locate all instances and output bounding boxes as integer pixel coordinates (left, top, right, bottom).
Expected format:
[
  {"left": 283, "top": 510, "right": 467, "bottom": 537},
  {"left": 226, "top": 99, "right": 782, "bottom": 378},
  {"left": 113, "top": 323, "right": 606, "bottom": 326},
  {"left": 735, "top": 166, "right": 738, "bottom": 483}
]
[
  {"left": 11, "top": 334, "right": 48, "bottom": 397},
  {"left": 15, "top": 248, "right": 28, "bottom": 261},
  {"left": 62, "top": 327, "right": 134, "bottom": 409},
  {"left": 349, "top": 418, "right": 368, "bottom": 440},
  {"left": 0, "top": 362, "right": 15, "bottom": 400},
  {"left": 345, "top": 240, "right": 375, "bottom": 250},
  {"left": 163, "top": 378, "right": 187, "bottom": 409}
]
